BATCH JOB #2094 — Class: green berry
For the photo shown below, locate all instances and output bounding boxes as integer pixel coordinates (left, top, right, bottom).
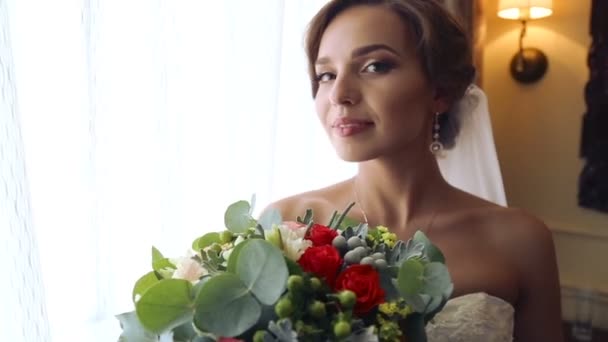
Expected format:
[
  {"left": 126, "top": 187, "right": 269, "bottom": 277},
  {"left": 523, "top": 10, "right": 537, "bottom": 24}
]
[
  {"left": 334, "top": 321, "right": 352, "bottom": 339},
  {"left": 253, "top": 330, "right": 267, "bottom": 342},
  {"left": 308, "top": 300, "right": 326, "bottom": 319},
  {"left": 219, "top": 230, "right": 233, "bottom": 244},
  {"left": 353, "top": 246, "right": 367, "bottom": 258},
  {"left": 287, "top": 275, "right": 304, "bottom": 292},
  {"left": 275, "top": 297, "right": 294, "bottom": 318},
  {"left": 332, "top": 235, "right": 347, "bottom": 250},
  {"left": 210, "top": 243, "right": 222, "bottom": 253},
  {"left": 344, "top": 250, "right": 361, "bottom": 264},
  {"left": 347, "top": 236, "right": 363, "bottom": 249},
  {"left": 371, "top": 252, "right": 385, "bottom": 260},
  {"left": 360, "top": 256, "right": 374, "bottom": 265},
  {"left": 374, "top": 258, "right": 388, "bottom": 270},
  {"left": 338, "top": 290, "right": 357, "bottom": 309},
  {"left": 309, "top": 277, "right": 322, "bottom": 291}
]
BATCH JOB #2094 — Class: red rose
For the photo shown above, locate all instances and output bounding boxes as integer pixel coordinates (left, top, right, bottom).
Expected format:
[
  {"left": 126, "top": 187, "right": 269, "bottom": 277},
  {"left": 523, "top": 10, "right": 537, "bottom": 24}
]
[
  {"left": 298, "top": 245, "right": 342, "bottom": 286},
  {"left": 334, "top": 264, "right": 385, "bottom": 315},
  {"left": 307, "top": 224, "right": 339, "bottom": 246}
]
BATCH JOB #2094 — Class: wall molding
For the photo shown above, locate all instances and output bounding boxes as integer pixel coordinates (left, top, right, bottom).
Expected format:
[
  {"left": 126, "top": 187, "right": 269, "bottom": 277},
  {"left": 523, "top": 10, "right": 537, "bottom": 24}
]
[
  {"left": 561, "top": 284, "right": 608, "bottom": 329},
  {"left": 546, "top": 220, "right": 608, "bottom": 241}
]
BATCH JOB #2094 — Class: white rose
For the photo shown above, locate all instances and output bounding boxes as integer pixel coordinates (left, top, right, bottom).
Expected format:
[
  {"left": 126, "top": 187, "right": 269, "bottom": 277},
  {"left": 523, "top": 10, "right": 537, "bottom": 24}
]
[
  {"left": 172, "top": 257, "right": 208, "bottom": 283},
  {"left": 278, "top": 222, "right": 312, "bottom": 261}
]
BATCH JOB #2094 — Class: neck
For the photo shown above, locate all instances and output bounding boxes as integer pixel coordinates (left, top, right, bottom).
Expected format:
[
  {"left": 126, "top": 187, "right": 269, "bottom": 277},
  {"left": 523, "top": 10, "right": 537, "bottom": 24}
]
[{"left": 353, "top": 149, "right": 449, "bottom": 233}]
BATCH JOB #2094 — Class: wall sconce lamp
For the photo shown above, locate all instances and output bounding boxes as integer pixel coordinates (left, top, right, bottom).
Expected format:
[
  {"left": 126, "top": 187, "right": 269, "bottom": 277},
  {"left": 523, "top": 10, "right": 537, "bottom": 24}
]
[{"left": 498, "top": 0, "right": 553, "bottom": 83}]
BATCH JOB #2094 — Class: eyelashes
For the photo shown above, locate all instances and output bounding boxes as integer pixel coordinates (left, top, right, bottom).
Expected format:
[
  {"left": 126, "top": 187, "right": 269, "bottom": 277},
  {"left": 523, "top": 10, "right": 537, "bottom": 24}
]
[
  {"left": 315, "top": 60, "right": 396, "bottom": 83},
  {"left": 363, "top": 61, "right": 394, "bottom": 73}
]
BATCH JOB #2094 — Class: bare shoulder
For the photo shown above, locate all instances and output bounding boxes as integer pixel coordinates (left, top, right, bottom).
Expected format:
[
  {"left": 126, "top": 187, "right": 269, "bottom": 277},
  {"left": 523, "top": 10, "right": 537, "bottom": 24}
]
[
  {"left": 263, "top": 179, "right": 352, "bottom": 222},
  {"left": 448, "top": 188, "right": 553, "bottom": 250},
  {"left": 445, "top": 189, "right": 556, "bottom": 263},
  {"left": 480, "top": 205, "right": 554, "bottom": 255}
]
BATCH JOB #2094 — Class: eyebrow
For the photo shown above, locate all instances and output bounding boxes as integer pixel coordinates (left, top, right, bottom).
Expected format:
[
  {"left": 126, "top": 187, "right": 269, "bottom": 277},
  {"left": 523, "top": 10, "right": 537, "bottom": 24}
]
[{"left": 315, "top": 44, "right": 401, "bottom": 66}]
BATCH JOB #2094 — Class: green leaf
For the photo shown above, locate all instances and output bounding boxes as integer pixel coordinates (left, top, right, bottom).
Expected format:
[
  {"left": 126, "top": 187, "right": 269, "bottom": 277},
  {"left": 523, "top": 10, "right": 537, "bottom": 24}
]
[
  {"left": 413, "top": 230, "right": 445, "bottom": 264},
  {"left": 152, "top": 257, "right": 176, "bottom": 276},
  {"left": 339, "top": 216, "right": 362, "bottom": 230},
  {"left": 297, "top": 209, "right": 313, "bottom": 225},
  {"left": 257, "top": 208, "right": 282, "bottom": 231},
  {"left": 422, "top": 262, "right": 452, "bottom": 297},
  {"left": 136, "top": 279, "right": 194, "bottom": 334},
  {"left": 236, "top": 239, "right": 288, "bottom": 305},
  {"left": 331, "top": 202, "right": 356, "bottom": 230},
  {"left": 132, "top": 271, "right": 161, "bottom": 302},
  {"left": 227, "top": 239, "right": 249, "bottom": 273},
  {"left": 224, "top": 200, "right": 255, "bottom": 233},
  {"left": 152, "top": 247, "right": 164, "bottom": 266},
  {"left": 397, "top": 258, "right": 425, "bottom": 296},
  {"left": 194, "top": 273, "right": 261, "bottom": 337},
  {"left": 285, "top": 257, "right": 303, "bottom": 276},
  {"left": 116, "top": 311, "right": 159, "bottom": 342},
  {"left": 192, "top": 232, "right": 221, "bottom": 251},
  {"left": 172, "top": 321, "right": 197, "bottom": 342}
]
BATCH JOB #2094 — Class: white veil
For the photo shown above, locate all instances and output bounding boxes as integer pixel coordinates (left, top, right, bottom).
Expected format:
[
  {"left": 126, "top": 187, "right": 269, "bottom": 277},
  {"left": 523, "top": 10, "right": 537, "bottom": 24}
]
[{"left": 437, "top": 85, "right": 508, "bottom": 206}]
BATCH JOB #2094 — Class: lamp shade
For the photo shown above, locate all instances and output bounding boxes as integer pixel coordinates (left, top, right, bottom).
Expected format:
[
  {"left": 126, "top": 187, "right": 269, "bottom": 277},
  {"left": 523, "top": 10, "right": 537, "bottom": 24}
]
[{"left": 498, "top": 0, "right": 553, "bottom": 20}]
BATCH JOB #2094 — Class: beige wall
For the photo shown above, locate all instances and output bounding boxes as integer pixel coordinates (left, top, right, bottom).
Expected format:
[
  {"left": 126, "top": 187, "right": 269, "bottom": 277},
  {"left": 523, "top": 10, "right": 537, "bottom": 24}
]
[{"left": 482, "top": 0, "right": 608, "bottom": 302}]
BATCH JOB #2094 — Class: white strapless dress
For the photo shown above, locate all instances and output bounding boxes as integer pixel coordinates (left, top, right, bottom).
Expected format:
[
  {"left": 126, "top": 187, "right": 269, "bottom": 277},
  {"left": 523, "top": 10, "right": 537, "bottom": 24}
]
[{"left": 425, "top": 292, "right": 514, "bottom": 342}]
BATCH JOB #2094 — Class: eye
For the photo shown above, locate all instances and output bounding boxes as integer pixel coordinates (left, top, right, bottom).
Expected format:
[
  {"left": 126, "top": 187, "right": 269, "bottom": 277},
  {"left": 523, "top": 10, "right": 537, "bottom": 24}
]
[
  {"left": 363, "top": 61, "right": 393, "bottom": 74},
  {"left": 315, "top": 72, "right": 335, "bottom": 83}
]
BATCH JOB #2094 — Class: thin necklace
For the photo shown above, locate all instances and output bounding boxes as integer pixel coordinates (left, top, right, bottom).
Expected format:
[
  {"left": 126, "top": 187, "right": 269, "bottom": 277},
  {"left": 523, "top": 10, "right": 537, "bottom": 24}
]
[{"left": 352, "top": 179, "right": 439, "bottom": 235}]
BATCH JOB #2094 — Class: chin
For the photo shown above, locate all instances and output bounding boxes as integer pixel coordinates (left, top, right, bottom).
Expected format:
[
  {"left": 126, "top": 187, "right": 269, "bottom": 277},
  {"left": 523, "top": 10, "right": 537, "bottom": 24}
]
[{"left": 334, "top": 148, "right": 377, "bottom": 163}]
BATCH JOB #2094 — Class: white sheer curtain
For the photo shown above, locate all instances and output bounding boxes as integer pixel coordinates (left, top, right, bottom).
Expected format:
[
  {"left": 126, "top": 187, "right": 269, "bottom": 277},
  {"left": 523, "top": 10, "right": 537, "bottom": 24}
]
[{"left": 1, "top": 0, "right": 359, "bottom": 341}]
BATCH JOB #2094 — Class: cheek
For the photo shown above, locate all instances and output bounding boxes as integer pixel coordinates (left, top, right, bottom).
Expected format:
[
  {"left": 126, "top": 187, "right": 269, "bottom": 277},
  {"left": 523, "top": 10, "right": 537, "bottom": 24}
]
[{"left": 314, "top": 94, "right": 330, "bottom": 124}]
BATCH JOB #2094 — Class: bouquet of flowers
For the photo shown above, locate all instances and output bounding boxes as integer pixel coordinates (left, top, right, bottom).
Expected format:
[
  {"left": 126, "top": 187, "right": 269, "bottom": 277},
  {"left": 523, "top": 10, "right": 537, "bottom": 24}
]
[{"left": 117, "top": 198, "right": 453, "bottom": 342}]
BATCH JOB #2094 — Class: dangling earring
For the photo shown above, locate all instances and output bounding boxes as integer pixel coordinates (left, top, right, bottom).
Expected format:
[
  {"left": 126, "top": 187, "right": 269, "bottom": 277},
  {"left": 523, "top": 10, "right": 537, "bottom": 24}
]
[{"left": 429, "top": 112, "right": 443, "bottom": 155}]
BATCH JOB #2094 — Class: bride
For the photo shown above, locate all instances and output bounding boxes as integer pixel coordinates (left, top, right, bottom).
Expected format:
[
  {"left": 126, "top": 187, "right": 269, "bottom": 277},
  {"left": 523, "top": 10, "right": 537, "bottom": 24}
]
[{"left": 266, "top": 0, "right": 563, "bottom": 340}]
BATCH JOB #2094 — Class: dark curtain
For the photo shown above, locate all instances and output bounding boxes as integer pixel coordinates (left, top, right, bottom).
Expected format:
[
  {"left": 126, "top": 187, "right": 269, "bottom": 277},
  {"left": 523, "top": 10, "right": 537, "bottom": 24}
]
[{"left": 579, "top": 0, "right": 608, "bottom": 213}]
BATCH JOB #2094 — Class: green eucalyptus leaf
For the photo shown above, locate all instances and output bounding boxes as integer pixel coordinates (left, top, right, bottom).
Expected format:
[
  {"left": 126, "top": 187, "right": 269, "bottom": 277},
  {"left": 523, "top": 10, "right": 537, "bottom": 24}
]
[
  {"left": 225, "top": 200, "right": 255, "bottom": 233},
  {"left": 403, "top": 293, "right": 432, "bottom": 313},
  {"left": 422, "top": 262, "right": 452, "bottom": 297},
  {"left": 192, "top": 232, "right": 221, "bottom": 251},
  {"left": 135, "top": 279, "right": 194, "bottom": 334},
  {"left": 133, "top": 271, "right": 161, "bottom": 302},
  {"left": 258, "top": 208, "right": 282, "bottom": 231},
  {"left": 194, "top": 273, "right": 261, "bottom": 337},
  {"left": 236, "top": 239, "right": 288, "bottom": 305},
  {"left": 397, "top": 258, "right": 425, "bottom": 296},
  {"left": 172, "top": 321, "right": 197, "bottom": 342},
  {"left": 413, "top": 230, "right": 445, "bottom": 264},
  {"left": 227, "top": 239, "right": 250, "bottom": 273},
  {"left": 116, "top": 311, "right": 159, "bottom": 342}
]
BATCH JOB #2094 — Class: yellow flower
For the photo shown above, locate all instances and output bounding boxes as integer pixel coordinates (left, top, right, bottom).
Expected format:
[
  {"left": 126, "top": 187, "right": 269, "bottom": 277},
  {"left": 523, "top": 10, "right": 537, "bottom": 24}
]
[
  {"left": 381, "top": 232, "right": 397, "bottom": 248},
  {"left": 376, "top": 225, "right": 389, "bottom": 233}
]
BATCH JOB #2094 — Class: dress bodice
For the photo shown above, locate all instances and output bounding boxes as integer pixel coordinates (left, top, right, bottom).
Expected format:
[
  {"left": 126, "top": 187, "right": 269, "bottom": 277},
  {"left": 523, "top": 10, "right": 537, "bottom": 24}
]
[{"left": 425, "top": 292, "right": 514, "bottom": 342}]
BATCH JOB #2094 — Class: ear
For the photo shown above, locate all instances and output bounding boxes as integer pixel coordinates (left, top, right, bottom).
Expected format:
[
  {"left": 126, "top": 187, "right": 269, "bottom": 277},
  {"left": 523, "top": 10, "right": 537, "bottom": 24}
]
[{"left": 432, "top": 87, "right": 450, "bottom": 114}]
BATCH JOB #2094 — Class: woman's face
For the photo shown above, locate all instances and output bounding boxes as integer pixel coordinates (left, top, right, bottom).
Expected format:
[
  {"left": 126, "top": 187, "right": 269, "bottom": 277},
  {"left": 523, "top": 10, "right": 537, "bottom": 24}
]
[{"left": 314, "top": 5, "right": 446, "bottom": 162}]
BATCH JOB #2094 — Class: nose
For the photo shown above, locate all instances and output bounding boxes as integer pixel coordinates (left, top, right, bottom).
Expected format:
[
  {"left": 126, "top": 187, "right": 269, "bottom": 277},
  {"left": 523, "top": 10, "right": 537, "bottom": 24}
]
[{"left": 328, "top": 74, "right": 360, "bottom": 107}]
